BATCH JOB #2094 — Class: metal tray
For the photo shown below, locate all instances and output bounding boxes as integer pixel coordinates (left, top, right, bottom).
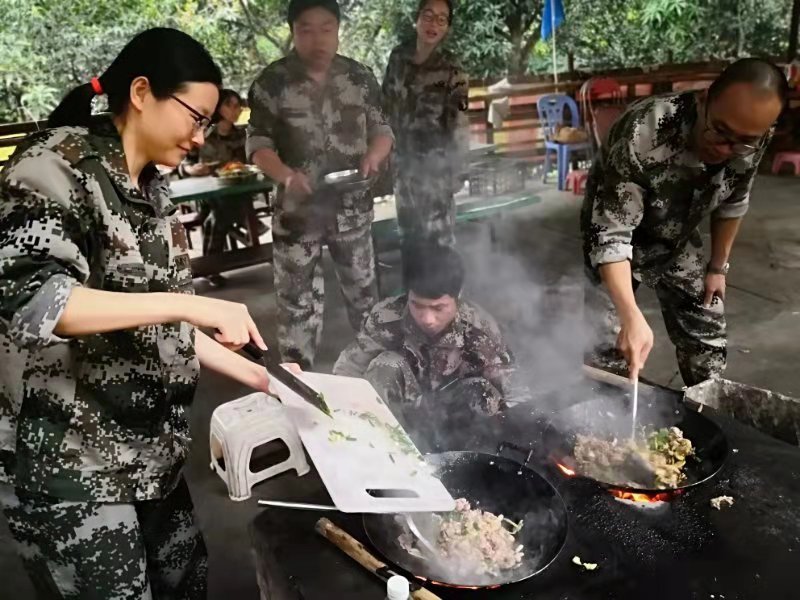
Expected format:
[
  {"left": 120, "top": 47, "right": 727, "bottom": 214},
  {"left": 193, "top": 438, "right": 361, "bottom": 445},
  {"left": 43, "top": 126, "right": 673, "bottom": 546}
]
[{"left": 323, "top": 169, "right": 373, "bottom": 193}]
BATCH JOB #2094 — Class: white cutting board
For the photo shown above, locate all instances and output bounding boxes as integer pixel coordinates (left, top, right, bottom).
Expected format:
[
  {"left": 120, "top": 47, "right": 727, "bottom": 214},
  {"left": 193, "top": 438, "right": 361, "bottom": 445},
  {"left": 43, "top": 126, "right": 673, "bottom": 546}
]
[{"left": 270, "top": 371, "right": 455, "bottom": 514}]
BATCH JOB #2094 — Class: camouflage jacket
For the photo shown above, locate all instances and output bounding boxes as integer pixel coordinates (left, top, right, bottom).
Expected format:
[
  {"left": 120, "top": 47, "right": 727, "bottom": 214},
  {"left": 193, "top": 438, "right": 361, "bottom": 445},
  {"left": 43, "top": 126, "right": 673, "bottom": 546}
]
[
  {"left": 247, "top": 51, "right": 393, "bottom": 234},
  {"left": 0, "top": 116, "right": 199, "bottom": 502},
  {"left": 333, "top": 295, "right": 518, "bottom": 405},
  {"left": 178, "top": 124, "right": 247, "bottom": 176},
  {"left": 382, "top": 42, "right": 469, "bottom": 172},
  {"left": 581, "top": 92, "right": 768, "bottom": 285}
]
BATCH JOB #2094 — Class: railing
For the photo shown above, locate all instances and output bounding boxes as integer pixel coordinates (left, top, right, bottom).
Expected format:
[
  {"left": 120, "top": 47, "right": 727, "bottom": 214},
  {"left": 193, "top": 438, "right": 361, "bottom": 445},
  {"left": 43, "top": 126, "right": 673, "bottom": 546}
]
[
  {"left": 0, "top": 120, "right": 46, "bottom": 167},
  {"left": 464, "top": 62, "right": 732, "bottom": 162},
  {"left": 2, "top": 60, "right": 794, "bottom": 168}
]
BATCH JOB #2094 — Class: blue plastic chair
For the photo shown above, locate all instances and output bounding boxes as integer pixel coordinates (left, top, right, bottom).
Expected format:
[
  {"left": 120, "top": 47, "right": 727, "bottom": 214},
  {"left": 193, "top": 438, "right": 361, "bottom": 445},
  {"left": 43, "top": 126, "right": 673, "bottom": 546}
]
[{"left": 537, "top": 94, "right": 592, "bottom": 191}]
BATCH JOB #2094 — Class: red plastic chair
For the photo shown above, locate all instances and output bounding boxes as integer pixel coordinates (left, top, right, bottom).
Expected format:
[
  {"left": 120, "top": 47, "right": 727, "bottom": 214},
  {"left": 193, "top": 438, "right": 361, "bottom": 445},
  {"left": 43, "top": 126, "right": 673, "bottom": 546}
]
[
  {"left": 772, "top": 152, "right": 800, "bottom": 175},
  {"left": 579, "top": 78, "right": 625, "bottom": 151}
]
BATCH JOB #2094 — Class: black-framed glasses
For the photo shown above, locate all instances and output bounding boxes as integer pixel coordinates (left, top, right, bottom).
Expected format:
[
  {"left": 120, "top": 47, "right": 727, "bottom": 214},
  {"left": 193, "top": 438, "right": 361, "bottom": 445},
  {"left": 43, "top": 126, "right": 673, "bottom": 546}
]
[
  {"left": 170, "top": 95, "right": 212, "bottom": 136},
  {"left": 420, "top": 9, "right": 449, "bottom": 27},
  {"left": 702, "top": 104, "right": 763, "bottom": 156}
]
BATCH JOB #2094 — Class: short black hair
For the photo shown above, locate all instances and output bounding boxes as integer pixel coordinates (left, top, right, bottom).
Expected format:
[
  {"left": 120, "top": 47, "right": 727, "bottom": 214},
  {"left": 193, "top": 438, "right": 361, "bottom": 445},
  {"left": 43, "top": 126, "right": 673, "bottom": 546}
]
[
  {"left": 416, "top": 0, "right": 454, "bottom": 24},
  {"left": 49, "top": 28, "right": 221, "bottom": 129},
  {"left": 708, "top": 57, "right": 789, "bottom": 110},
  {"left": 403, "top": 242, "right": 464, "bottom": 299},
  {"left": 212, "top": 89, "right": 242, "bottom": 123},
  {"left": 288, "top": 0, "right": 341, "bottom": 27}
]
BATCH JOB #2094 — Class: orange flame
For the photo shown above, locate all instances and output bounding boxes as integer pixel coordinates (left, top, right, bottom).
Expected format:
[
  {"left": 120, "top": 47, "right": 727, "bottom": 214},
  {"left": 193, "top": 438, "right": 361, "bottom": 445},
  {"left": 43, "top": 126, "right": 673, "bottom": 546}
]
[
  {"left": 609, "top": 489, "right": 676, "bottom": 503},
  {"left": 556, "top": 463, "right": 576, "bottom": 477}
]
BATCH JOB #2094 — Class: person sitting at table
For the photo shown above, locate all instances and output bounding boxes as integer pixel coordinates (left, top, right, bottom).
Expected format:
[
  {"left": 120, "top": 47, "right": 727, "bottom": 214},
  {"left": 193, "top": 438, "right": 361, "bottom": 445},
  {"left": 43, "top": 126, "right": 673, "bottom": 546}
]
[
  {"left": 333, "top": 242, "right": 527, "bottom": 448},
  {"left": 179, "top": 88, "right": 254, "bottom": 287},
  {"left": 0, "top": 27, "right": 280, "bottom": 599},
  {"left": 382, "top": 0, "right": 469, "bottom": 250},
  {"left": 247, "top": 0, "right": 394, "bottom": 369}
]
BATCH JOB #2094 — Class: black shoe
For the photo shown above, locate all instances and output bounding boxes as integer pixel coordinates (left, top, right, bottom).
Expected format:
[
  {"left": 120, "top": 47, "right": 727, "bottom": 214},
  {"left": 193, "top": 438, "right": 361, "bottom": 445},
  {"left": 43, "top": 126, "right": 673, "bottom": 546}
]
[{"left": 206, "top": 274, "right": 227, "bottom": 288}]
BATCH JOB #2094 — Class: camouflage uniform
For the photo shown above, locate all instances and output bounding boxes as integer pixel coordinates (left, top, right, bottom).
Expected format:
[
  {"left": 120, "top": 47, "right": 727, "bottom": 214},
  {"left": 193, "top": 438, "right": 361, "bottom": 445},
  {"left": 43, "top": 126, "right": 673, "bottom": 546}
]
[
  {"left": 333, "top": 295, "right": 524, "bottom": 445},
  {"left": 0, "top": 117, "right": 206, "bottom": 598},
  {"left": 581, "top": 92, "right": 769, "bottom": 385},
  {"left": 247, "top": 51, "right": 393, "bottom": 367},
  {"left": 180, "top": 124, "right": 249, "bottom": 256},
  {"left": 382, "top": 42, "right": 469, "bottom": 247}
]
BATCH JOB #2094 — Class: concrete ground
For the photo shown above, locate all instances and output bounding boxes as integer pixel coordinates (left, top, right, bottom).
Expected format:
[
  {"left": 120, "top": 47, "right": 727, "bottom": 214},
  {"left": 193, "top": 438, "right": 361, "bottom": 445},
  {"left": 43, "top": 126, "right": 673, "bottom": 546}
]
[{"left": 2, "top": 174, "right": 800, "bottom": 599}]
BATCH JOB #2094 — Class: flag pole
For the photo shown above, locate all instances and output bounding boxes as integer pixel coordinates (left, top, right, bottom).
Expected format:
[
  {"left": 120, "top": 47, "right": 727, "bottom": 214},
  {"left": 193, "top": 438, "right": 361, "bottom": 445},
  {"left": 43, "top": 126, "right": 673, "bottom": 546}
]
[{"left": 551, "top": 0, "right": 559, "bottom": 91}]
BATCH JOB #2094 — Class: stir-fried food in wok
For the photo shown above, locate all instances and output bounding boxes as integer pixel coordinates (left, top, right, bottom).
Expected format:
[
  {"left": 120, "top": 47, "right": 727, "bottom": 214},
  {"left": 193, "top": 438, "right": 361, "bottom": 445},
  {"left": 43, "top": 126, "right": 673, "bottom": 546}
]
[
  {"left": 398, "top": 498, "right": 524, "bottom": 576},
  {"left": 573, "top": 427, "right": 694, "bottom": 488}
]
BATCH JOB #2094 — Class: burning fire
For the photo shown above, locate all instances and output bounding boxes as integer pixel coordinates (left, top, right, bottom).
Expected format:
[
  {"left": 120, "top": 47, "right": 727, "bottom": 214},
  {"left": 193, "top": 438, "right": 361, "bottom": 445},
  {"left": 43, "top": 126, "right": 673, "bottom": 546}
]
[
  {"left": 609, "top": 489, "right": 679, "bottom": 503},
  {"left": 556, "top": 463, "right": 576, "bottom": 477}
]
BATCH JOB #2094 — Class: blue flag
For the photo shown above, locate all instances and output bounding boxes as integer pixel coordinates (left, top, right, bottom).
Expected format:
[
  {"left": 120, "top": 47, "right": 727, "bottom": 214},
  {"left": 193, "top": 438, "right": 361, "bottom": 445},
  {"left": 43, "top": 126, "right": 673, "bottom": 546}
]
[{"left": 541, "top": 0, "right": 565, "bottom": 40}]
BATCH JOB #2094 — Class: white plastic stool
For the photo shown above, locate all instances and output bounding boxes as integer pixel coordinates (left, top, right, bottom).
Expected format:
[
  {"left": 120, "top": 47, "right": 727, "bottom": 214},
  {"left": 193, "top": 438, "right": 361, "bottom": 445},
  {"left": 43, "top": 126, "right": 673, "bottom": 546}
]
[{"left": 210, "top": 392, "right": 309, "bottom": 501}]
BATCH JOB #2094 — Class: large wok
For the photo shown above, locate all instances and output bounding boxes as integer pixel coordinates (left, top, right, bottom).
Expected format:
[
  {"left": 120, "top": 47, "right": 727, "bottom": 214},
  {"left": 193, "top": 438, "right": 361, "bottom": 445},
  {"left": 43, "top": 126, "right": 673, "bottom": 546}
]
[
  {"left": 542, "top": 391, "right": 729, "bottom": 494},
  {"left": 363, "top": 448, "right": 568, "bottom": 589}
]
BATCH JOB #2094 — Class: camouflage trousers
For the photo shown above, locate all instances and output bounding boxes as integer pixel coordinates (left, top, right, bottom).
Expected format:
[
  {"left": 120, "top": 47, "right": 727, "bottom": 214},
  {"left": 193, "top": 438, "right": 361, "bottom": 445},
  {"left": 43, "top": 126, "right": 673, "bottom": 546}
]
[
  {"left": 199, "top": 197, "right": 248, "bottom": 256},
  {"left": 585, "top": 243, "right": 726, "bottom": 386},
  {"left": 393, "top": 161, "right": 457, "bottom": 248},
  {"left": 365, "top": 351, "right": 502, "bottom": 451},
  {"left": 273, "top": 221, "right": 377, "bottom": 368},
  {"left": 0, "top": 477, "right": 207, "bottom": 600}
]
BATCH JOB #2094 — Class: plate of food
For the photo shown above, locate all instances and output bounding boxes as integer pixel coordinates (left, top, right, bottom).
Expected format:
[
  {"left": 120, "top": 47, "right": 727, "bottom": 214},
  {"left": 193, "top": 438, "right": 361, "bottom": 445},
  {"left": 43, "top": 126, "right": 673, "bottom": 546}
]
[{"left": 216, "top": 161, "right": 261, "bottom": 185}]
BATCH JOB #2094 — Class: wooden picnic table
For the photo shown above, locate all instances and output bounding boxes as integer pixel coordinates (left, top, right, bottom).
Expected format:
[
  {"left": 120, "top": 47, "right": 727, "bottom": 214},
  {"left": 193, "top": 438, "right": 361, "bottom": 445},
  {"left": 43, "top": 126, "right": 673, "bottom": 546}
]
[
  {"left": 170, "top": 173, "right": 540, "bottom": 281},
  {"left": 170, "top": 175, "right": 275, "bottom": 277}
]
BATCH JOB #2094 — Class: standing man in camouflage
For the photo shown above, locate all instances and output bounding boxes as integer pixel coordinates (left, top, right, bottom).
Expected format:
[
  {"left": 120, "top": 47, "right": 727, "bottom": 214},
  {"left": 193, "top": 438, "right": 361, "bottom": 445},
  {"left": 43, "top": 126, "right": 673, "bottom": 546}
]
[
  {"left": 334, "top": 243, "right": 525, "bottom": 448},
  {"left": 382, "top": 0, "right": 469, "bottom": 249},
  {"left": 247, "top": 0, "right": 393, "bottom": 369},
  {"left": 582, "top": 58, "right": 787, "bottom": 385}
]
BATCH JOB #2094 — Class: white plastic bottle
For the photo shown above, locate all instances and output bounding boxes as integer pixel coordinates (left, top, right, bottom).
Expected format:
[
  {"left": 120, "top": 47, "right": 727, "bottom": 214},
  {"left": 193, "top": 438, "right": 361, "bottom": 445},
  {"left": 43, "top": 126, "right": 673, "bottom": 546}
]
[{"left": 385, "top": 574, "right": 410, "bottom": 600}]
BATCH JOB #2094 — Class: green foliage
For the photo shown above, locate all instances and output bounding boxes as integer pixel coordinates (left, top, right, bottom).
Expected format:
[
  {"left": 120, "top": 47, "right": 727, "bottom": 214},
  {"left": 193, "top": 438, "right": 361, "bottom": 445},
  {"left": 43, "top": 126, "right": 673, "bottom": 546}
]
[{"left": 0, "top": 0, "right": 793, "bottom": 122}]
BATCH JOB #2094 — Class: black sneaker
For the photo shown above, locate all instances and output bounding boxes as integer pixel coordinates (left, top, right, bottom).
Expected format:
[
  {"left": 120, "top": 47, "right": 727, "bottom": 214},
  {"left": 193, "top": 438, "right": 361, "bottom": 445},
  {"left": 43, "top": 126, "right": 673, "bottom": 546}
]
[{"left": 206, "top": 274, "right": 227, "bottom": 288}]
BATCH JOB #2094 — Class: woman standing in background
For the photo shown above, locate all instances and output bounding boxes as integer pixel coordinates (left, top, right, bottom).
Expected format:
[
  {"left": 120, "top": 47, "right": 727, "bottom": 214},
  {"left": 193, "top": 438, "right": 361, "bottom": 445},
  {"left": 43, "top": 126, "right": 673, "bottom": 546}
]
[{"left": 382, "top": 0, "right": 470, "bottom": 250}]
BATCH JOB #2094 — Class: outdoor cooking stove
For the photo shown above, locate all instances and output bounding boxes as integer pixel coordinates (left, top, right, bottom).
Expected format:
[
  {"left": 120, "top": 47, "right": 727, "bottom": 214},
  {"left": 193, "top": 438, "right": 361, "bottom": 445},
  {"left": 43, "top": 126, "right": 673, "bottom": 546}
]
[{"left": 251, "top": 377, "right": 800, "bottom": 600}]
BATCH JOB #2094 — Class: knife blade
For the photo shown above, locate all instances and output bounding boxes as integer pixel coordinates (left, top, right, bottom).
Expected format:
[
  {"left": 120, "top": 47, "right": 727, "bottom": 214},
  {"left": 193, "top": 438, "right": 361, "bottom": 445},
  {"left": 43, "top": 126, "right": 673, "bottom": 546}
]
[{"left": 241, "top": 342, "right": 333, "bottom": 418}]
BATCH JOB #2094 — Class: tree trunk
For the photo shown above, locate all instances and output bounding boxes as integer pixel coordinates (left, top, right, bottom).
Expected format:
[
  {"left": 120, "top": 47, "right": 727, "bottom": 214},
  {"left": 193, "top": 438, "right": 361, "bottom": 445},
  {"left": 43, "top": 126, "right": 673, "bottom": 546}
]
[
  {"left": 508, "top": 27, "right": 525, "bottom": 76},
  {"left": 789, "top": 0, "right": 800, "bottom": 61},
  {"left": 568, "top": 53, "right": 575, "bottom": 73}
]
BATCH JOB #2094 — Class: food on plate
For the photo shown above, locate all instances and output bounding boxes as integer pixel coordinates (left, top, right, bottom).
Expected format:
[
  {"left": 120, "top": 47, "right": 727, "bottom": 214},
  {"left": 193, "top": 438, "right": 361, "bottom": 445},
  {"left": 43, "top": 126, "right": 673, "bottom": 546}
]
[
  {"left": 398, "top": 498, "right": 524, "bottom": 576},
  {"left": 710, "top": 495, "right": 735, "bottom": 510},
  {"left": 217, "top": 161, "right": 258, "bottom": 178},
  {"left": 573, "top": 426, "right": 694, "bottom": 489}
]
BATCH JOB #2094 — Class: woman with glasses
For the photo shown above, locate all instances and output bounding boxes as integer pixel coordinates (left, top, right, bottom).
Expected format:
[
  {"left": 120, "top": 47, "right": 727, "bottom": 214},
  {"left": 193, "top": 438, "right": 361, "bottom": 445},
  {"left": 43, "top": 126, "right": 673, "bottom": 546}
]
[
  {"left": 581, "top": 58, "right": 787, "bottom": 388},
  {"left": 180, "top": 89, "right": 256, "bottom": 287},
  {"left": 0, "top": 28, "right": 280, "bottom": 599},
  {"left": 382, "top": 0, "right": 469, "bottom": 251}
]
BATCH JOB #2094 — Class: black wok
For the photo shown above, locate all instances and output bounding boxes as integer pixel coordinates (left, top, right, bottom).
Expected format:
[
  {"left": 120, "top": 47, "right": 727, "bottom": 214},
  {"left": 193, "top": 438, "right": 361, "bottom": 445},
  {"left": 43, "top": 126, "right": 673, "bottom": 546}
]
[
  {"left": 363, "top": 448, "right": 568, "bottom": 589},
  {"left": 542, "top": 394, "right": 729, "bottom": 494}
]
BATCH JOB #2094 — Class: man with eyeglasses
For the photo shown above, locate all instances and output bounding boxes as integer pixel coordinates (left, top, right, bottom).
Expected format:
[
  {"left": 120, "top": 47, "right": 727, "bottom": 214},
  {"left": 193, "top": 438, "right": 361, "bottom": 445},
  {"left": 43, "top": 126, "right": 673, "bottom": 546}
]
[{"left": 581, "top": 58, "right": 788, "bottom": 386}]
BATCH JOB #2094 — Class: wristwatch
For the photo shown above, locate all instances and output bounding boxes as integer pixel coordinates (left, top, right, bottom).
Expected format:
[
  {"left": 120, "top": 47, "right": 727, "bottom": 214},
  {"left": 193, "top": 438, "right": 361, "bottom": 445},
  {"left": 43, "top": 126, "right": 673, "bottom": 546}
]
[{"left": 707, "top": 262, "right": 730, "bottom": 276}]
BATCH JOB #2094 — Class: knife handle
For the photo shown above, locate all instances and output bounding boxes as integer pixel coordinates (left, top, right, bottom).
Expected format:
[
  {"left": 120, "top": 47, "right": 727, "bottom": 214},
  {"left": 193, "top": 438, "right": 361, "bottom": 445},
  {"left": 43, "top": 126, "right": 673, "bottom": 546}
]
[{"left": 241, "top": 342, "right": 264, "bottom": 361}]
